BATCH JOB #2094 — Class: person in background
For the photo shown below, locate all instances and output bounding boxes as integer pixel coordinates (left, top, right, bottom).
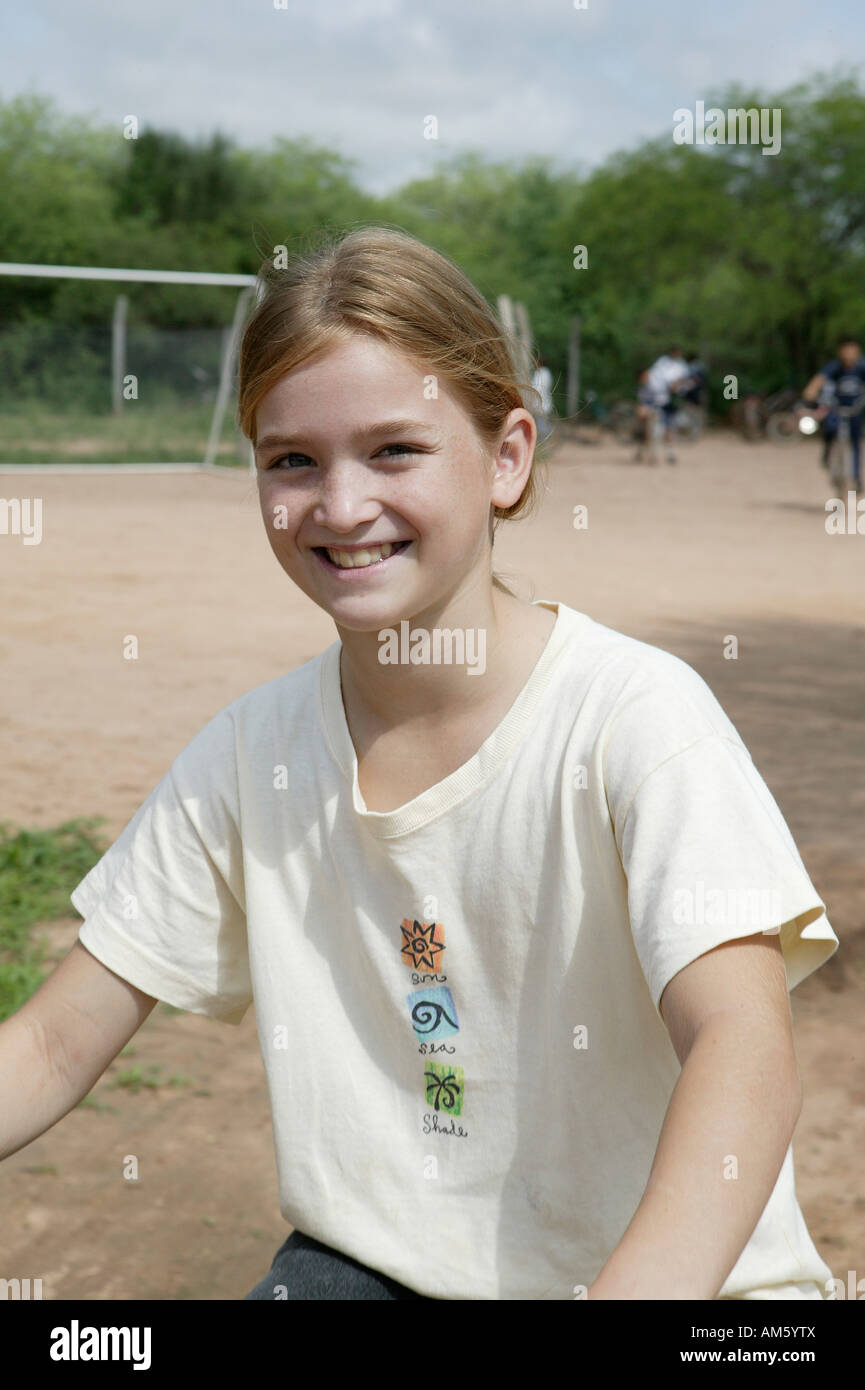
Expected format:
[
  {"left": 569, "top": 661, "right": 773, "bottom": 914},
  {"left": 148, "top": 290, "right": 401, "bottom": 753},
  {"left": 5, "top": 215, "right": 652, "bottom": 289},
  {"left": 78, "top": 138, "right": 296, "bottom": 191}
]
[
  {"left": 633, "top": 368, "right": 656, "bottom": 463},
  {"left": 684, "top": 352, "right": 708, "bottom": 410},
  {"left": 530, "top": 354, "right": 555, "bottom": 446},
  {"left": 637, "top": 346, "right": 691, "bottom": 464},
  {"left": 800, "top": 335, "right": 865, "bottom": 489}
]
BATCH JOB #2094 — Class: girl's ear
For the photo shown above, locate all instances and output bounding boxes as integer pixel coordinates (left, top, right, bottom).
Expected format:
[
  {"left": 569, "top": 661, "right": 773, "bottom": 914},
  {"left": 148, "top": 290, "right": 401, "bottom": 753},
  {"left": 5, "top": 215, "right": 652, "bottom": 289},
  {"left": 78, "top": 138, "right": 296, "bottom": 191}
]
[{"left": 490, "top": 409, "right": 535, "bottom": 511}]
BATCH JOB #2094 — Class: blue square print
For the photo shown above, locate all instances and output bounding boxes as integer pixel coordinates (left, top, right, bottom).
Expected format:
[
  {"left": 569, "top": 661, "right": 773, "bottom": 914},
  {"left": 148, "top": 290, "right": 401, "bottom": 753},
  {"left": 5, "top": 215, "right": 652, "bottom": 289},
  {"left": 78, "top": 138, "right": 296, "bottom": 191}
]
[{"left": 406, "top": 985, "right": 459, "bottom": 1042}]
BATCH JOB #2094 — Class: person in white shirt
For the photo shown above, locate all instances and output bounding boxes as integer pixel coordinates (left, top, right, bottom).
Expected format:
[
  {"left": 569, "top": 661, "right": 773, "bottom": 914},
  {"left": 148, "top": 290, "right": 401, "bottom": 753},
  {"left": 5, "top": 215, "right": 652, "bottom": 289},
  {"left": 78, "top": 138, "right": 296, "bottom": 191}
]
[
  {"left": 0, "top": 228, "right": 839, "bottom": 1302},
  {"left": 637, "top": 346, "right": 692, "bottom": 465},
  {"left": 530, "top": 355, "right": 555, "bottom": 445}
]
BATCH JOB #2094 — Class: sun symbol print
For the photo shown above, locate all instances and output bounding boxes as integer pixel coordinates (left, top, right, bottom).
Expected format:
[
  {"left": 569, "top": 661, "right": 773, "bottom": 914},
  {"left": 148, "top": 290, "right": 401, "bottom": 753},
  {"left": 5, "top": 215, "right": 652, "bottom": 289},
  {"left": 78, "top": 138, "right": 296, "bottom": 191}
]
[{"left": 399, "top": 918, "right": 445, "bottom": 972}]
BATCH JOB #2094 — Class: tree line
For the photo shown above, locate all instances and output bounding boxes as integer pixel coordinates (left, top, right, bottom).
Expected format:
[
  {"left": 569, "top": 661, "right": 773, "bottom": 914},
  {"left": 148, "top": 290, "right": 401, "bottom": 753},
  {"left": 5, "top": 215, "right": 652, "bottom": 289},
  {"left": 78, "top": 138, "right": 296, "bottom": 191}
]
[{"left": 1, "top": 69, "right": 863, "bottom": 412}]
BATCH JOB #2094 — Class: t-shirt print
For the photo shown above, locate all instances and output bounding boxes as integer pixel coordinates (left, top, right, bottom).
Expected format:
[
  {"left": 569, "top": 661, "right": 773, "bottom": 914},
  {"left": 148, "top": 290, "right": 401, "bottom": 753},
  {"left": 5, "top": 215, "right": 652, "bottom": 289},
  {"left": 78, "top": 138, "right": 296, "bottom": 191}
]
[{"left": 399, "top": 916, "right": 467, "bottom": 1136}]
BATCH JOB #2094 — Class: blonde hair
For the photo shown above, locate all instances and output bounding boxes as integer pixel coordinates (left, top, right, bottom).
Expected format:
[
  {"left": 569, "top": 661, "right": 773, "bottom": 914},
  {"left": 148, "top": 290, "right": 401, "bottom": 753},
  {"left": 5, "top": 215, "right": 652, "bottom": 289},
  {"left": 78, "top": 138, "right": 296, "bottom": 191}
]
[{"left": 237, "top": 224, "right": 549, "bottom": 596}]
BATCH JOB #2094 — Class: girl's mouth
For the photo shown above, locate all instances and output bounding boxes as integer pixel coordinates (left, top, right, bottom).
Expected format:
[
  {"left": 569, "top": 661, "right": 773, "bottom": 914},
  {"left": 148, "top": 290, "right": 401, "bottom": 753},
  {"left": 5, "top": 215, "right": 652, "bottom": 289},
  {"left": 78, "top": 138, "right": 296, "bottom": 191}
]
[{"left": 313, "top": 539, "right": 412, "bottom": 574}]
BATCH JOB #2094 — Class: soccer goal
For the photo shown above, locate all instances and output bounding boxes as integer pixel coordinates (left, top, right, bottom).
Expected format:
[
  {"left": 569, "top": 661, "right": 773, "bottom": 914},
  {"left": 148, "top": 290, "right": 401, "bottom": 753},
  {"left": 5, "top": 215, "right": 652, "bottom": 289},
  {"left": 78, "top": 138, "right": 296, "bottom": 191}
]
[
  {"left": 0, "top": 262, "right": 261, "bottom": 473},
  {"left": 497, "top": 294, "right": 534, "bottom": 382}
]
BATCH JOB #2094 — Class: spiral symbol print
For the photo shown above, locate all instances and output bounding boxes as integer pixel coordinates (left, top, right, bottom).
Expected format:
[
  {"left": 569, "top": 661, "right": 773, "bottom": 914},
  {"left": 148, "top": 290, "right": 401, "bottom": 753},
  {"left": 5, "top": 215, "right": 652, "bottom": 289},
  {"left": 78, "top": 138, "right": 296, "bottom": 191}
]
[{"left": 406, "top": 985, "right": 460, "bottom": 1041}]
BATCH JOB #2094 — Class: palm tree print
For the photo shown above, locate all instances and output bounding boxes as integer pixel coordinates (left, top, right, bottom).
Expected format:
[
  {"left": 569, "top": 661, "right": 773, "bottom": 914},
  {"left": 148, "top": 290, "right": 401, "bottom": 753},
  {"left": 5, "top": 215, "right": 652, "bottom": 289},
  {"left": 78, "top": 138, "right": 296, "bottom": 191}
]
[{"left": 424, "top": 1063, "right": 464, "bottom": 1115}]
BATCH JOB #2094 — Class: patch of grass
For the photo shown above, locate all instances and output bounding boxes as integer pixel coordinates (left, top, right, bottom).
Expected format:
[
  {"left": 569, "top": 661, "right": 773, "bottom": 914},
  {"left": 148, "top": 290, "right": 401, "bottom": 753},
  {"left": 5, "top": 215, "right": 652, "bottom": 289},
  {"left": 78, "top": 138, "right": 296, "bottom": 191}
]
[
  {"left": 0, "top": 818, "right": 108, "bottom": 1022},
  {"left": 108, "top": 1064, "right": 199, "bottom": 1094},
  {"left": 0, "top": 403, "right": 248, "bottom": 465},
  {"left": 159, "top": 1003, "right": 185, "bottom": 1016},
  {"left": 109, "top": 1064, "right": 164, "bottom": 1093},
  {"left": 76, "top": 1095, "right": 117, "bottom": 1112},
  {"left": 22, "top": 1164, "right": 58, "bottom": 1176},
  {"left": 0, "top": 958, "right": 47, "bottom": 1024}
]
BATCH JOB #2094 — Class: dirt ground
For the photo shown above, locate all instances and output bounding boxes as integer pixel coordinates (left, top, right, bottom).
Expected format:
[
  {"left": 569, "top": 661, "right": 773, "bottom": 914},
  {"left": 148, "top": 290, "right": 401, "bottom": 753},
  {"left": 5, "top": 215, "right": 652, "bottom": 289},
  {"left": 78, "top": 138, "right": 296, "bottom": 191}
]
[{"left": 1, "top": 429, "right": 863, "bottom": 1300}]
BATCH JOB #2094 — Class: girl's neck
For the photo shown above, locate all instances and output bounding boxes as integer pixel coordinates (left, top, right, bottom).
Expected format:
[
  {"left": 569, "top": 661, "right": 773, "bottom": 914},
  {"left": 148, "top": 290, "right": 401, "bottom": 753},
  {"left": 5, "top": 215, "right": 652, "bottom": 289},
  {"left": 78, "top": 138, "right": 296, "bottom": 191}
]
[{"left": 336, "top": 590, "right": 556, "bottom": 736}]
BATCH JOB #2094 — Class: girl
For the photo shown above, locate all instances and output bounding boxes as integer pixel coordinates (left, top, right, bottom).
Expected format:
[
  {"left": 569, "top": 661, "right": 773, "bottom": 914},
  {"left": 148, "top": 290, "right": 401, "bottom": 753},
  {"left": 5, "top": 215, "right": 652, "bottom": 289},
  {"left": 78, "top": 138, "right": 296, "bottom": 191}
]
[{"left": 1, "top": 227, "right": 839, "bottom": 1300}]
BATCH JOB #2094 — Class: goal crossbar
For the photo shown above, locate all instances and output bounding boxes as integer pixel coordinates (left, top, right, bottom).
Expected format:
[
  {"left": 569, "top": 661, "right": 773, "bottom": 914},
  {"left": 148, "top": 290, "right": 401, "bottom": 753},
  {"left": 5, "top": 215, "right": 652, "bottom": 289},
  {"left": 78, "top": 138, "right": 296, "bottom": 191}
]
[{"left": 0, "top": 262, "right": 256, "bottom": 288}]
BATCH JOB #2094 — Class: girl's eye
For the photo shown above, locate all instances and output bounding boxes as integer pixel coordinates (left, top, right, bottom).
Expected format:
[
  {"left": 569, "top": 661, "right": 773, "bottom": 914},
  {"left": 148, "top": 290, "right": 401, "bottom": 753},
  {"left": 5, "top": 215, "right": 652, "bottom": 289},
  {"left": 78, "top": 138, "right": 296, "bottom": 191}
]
[
  {"left": 268, "top": 452, "right": 311, "bottom": 470},
  {"left": 265, "top": 443, "right": 420, "bottom": 470}
]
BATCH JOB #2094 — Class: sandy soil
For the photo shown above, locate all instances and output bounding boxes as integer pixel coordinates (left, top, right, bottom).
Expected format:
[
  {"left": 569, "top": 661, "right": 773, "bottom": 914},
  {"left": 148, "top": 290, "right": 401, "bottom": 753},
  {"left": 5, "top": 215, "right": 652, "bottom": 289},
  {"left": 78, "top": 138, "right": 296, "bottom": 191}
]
[{"left": 1, "top": 429, "right": 862, "bottom": 1299}]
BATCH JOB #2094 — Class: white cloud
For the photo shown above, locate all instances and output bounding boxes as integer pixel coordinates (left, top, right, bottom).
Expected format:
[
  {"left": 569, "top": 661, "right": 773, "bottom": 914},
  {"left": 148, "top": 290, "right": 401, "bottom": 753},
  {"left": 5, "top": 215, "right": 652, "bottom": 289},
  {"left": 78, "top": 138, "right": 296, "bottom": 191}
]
[{"left": 1, "top": 0, "right": 862, "bottom": 194}]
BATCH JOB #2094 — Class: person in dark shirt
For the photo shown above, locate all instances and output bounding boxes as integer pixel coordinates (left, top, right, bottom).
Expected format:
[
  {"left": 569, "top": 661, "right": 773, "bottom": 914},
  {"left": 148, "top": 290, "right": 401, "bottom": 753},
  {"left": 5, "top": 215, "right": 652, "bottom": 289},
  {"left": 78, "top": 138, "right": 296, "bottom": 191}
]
[
  {"left": 802, "top": 335, "right": 865, "bottom": 488},
  {"left": 683, "top": 353, "right": 708, "bottom": 408}
]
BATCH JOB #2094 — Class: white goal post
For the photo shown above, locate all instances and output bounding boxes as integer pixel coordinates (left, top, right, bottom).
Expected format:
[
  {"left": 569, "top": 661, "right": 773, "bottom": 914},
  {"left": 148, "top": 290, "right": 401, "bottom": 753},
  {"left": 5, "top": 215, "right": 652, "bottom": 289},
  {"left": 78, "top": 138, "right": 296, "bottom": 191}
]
[{"left": 0, "top": 262, "right": 262, "bottom": 472}]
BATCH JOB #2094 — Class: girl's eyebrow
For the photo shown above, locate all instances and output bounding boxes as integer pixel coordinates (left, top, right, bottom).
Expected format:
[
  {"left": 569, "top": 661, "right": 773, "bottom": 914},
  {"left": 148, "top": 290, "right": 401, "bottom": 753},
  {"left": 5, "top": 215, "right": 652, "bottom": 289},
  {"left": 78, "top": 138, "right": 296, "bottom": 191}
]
[{"left": 256, "top": 419, "right": 440, "bottom": 451}]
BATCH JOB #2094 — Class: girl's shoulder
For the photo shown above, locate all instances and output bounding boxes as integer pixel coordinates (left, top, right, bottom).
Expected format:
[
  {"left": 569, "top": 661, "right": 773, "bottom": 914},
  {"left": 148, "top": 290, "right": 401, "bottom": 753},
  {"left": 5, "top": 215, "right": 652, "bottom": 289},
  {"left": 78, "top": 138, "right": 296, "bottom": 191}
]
[
  {"left": 226, "top": 645, "right": 330, "bottom": 722},
  {"left": 168, "top": 644, "right": 335, "bottom": 782},
  {"left": 553, "top": 603, "right": 744, "bottom": 757},
  {"left": 558, "top": 604, "right": 727, "bottom": 705}
]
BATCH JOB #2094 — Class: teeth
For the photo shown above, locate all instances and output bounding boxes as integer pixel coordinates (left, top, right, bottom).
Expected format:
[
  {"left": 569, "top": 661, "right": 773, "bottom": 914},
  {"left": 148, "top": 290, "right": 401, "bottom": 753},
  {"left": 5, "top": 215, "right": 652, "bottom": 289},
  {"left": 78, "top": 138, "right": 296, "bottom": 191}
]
[{"left": 326, "top": 542, "right": 396, "bottom": 568}]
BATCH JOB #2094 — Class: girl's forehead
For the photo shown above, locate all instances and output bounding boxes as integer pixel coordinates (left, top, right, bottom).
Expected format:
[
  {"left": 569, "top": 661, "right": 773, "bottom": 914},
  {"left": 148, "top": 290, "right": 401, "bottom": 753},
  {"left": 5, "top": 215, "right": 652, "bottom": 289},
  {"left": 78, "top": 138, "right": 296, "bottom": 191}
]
[
  {"left": 268, "top": 338, "right": 430, "bottom": 398},
  {"left": 256, "top": 342, "right": 469, "bottom": 433}
]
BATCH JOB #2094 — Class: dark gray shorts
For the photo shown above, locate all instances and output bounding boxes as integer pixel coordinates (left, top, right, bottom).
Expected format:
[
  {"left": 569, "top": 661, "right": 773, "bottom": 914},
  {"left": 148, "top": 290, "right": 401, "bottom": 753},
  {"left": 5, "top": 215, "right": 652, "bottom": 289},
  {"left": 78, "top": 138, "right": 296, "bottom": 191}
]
[{"left": 244, "top": 1230, "right": 432, "bottom": 1301}]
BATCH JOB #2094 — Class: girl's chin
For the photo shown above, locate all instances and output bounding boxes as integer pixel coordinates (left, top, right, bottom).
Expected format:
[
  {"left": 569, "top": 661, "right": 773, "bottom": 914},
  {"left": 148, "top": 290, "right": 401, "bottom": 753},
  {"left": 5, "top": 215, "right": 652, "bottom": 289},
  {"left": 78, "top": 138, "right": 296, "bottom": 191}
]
[{"left": 324, "top": 602, "right": 415, "bottom": 632}]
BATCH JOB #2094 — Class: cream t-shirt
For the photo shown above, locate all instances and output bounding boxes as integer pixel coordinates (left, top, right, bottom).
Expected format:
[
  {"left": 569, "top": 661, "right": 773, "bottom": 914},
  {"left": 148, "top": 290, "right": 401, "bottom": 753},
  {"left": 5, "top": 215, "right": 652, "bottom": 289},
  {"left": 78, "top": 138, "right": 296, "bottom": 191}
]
[{"left": 71, "top": 601, "right": 839, "bottom": 1300}]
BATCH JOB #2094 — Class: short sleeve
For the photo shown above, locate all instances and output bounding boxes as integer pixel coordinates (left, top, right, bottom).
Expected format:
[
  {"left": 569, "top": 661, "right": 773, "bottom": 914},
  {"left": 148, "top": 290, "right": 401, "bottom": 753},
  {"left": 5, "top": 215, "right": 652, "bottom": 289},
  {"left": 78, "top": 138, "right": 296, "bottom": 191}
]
[
  {"left": 602, "top": 662, "right": 839, "bottom": 1015},
  {"left": 69, "top": 711, "right": 251, "bottom": 1024}
]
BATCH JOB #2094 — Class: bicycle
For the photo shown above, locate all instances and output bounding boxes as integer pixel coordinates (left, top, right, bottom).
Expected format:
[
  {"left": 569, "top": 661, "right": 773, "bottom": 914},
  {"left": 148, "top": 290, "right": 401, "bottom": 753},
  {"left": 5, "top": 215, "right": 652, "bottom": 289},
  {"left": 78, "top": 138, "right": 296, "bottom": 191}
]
[
  {"left": 607, "top": 399, "right": 639, "bottom": 443},
  {"left": 635, "top": 403, "right": 666, "bottom": 465},
  {"left": 822, "top": 394, "right": 865, "bottom": 491},
  {"left": 609, "top": 397, "right": 703, "bottom": 449},
  {"left": 733, "top": 386, "right": 800, "bottom": 442},
  {"left": 672, "top": 400, "right": 705, "bottom": 441}
]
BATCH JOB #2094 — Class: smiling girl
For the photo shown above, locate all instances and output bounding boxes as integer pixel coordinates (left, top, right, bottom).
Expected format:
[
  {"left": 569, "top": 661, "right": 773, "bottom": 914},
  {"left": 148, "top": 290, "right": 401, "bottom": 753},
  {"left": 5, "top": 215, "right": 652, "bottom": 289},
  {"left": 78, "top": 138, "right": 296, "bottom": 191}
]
[{"left": 0, "top": 226, "right": 839, "bottom": 1301}]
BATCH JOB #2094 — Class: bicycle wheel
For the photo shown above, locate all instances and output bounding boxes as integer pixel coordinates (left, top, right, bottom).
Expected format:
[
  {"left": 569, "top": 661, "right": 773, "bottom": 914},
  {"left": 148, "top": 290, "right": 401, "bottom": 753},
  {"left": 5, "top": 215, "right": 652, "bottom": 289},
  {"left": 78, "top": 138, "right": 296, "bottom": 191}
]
[
  {"left": 674, "top": 403, "right": 704, "bottom": 441},
  {"left": 609, "top": 402, "right": 638, "bottom": 444},
  {"left": 645, "top": 407, "right": 664, "bottom": 464},
  {"left": 827, "top": 433, "right": 847, "bottom": 490},
  {"left": 766, "top": 412, "right": 800, "bottom": 444},
  {"left": 741, "top": 397, "right": 764, "bottom": 441}
]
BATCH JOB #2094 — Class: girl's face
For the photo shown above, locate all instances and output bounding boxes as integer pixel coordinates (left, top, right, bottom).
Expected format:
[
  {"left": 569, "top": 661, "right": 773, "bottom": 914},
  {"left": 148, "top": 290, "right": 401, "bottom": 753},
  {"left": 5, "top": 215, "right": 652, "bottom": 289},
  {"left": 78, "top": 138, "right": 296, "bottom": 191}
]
[{"left": 254, "top": 334, "right": 532, "bottom": 631}]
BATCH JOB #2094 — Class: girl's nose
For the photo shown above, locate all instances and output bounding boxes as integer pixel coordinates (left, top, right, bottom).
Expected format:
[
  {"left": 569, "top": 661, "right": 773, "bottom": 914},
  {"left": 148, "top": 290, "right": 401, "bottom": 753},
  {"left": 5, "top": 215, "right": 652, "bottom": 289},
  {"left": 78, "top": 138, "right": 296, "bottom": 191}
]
[{"left": 312, "top": 464, "right": 380, "bottom": 532}]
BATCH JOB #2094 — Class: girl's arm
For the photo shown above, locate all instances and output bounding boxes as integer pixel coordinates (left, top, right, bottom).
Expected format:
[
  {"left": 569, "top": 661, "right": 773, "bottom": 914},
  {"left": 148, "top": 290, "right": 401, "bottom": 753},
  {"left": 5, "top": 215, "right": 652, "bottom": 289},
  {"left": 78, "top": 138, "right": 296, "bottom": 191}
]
[
  {"left": 588, "top": 933, "right": 802, "bottom": 1300},
  {"left": 0, "top": 940, "right": 157, "bottom": 1161}
]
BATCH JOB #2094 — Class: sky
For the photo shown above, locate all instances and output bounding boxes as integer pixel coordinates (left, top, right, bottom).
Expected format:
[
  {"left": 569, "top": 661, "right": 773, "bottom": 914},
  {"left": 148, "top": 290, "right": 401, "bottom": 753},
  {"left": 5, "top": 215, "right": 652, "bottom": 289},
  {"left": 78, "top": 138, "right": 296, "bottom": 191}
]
[{"left": 2, "top": 0, "right": 863, "bottom": 193}]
